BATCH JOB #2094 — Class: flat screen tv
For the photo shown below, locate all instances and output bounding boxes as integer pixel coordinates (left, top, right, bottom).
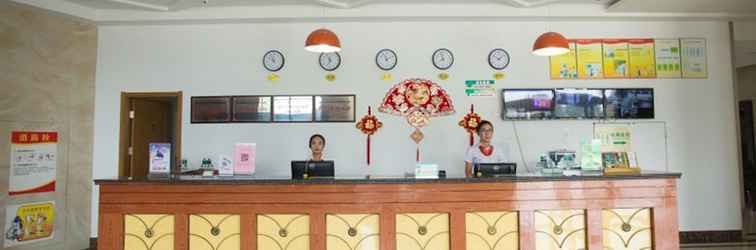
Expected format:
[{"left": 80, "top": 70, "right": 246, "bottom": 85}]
[
  {"left": 502, "top": 89, "right": 554, "bottom": 120},
  {"left": 554, "top": 88, "right": 605, "bottom": 119},
  {"left": 604, "top": 88, "right": 654, "bottom": 119}
]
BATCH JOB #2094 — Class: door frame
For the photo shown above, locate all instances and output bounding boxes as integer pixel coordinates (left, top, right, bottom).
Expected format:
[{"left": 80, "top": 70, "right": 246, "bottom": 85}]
[{"left": 119, "top": 91, "right": 183, "bottom": 177}]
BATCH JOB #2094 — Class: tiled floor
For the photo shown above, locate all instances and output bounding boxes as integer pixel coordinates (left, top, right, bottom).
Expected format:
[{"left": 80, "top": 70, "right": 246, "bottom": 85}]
[
  {"left": 683, "top": 242, "right": 756, "bottom": 249},
  {"left": 83, "top": 243, "right": 756, "bottom": 250}
]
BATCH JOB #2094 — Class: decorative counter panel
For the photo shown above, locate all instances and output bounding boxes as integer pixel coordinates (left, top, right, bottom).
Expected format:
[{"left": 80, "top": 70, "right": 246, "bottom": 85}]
[{"left": 97, "top": 172, "right": 681, "bottom": 250}]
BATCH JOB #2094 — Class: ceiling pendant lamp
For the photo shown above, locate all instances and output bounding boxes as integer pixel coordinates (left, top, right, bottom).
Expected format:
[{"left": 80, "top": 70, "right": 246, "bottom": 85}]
[
  {"left": 532, "top": 31, "right": 569, "bottom": 56},
  {"left": 305, "top": 28, "right": 341, "bottom": 53}
]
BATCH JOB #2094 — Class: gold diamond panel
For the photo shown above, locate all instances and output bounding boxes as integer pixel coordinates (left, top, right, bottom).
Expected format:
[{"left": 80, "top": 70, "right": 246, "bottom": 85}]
[
  {"left": 326, "top": 214, "right": 380, "bottom": 250},
  {"left": 465, "top": 211, "right": 518, "bottom": 250},
  {"left": 535, "top": 210, "right": 586, "bottom": 250},
  {"left": 396, "top": 213, "right": 449, "bottom": 250},
  {"left": 189, "top": 214, "right": 240, "bottom": 250},
  {"left": 602, "top": 208, "right": 653, "bottom": 250},
  {"left": 257, "top": 214, "right": 310, "bottom": 250},
  {"left": 124, "top": 214, "right": 174, "bottom": 250}
]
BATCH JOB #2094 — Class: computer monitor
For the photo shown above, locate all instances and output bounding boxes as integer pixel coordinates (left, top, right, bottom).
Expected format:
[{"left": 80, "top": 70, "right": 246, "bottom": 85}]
[
  {"left": 473, "top": 162, "right": 517, "bottom": 177},
  {"left": 604, "top": 88, "right": 654, "bottom": 119},
  {"left": 291, "top": 160, "right": 335, "bottom": 179},
  {"left": 554, "top": 88, "right": 605, "bottom": 119},
  {"left": 502, "top": 89, "right": 555, "bottom": 120}
]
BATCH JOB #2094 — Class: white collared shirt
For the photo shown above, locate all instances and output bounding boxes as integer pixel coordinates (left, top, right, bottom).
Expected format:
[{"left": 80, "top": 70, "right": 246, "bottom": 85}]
[{"left": 464, "top": 143, "right": 511, "bottom": 164}]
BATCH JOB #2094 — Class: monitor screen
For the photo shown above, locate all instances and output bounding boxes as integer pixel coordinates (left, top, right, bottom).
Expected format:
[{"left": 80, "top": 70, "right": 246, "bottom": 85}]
[
  {"left": 502, "top": 89, "right": 555, "bottom": 120},
  {"left": 554, "top": 88, "right": 605, "bottom": 119},
  {"left": 291, "top": 160, "right": 335, "bottom": 179},
  {"left": 474, "top": 162, "right": 517, "bottom": 177},
  {"left": 604, "top": 88, "right": 654, "bottom": 119}
]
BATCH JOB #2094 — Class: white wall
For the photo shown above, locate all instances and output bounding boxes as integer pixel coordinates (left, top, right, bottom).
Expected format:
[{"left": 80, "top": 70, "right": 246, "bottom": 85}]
[{"left": 92, "top": 20, "right": 741, "bottom": 235}]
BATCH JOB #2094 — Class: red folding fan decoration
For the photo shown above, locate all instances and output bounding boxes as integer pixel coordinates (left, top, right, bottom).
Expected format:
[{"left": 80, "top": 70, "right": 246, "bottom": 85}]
[{"left": 378, "top": 78, "right": 455, "bottom": 162}]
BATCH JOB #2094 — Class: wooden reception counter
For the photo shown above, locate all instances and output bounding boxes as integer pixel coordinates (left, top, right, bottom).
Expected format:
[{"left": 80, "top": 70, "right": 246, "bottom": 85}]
[{"left": 96, "top": 171, "right": 681, "bottom": 250}]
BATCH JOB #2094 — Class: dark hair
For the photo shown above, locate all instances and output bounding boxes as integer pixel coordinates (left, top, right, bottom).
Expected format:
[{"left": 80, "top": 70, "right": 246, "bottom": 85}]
[
  {"left": 476, "top": 120, "right": 493, "bottom": 134},
  {"left": 309, "top": 134, "right": 326, "bottom": 148}
]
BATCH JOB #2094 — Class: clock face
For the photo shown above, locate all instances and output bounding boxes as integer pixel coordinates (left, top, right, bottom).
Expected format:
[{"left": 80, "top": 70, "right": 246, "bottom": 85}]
[
  {"left": 262, "top": 50, "right": 285, "bottom": 72},
  {"left": 432, "top": 48, "right": 454, "bottom": 70},
  {"left": 488, "top": 48, "right": 510, "bottom": 70},
  {"left": 375, "top": 49, "right": 398, "bottom": 71},
  {"left": 319, "top": 52, "right": 341, "bottom": 71}
]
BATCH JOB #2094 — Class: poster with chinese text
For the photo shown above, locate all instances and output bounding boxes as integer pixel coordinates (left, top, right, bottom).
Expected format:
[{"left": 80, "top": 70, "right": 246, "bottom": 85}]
[
  {"left": 594, "top": 126, "right": 632, "bottom": 152},
  {"left": 654, "top": 39, "right": 682, "bottom": 78},
  {"left": 4, "top": 201, "right": 55, "bottom": 247},
  {"left": 602, "top": 39, "right": 629, "bottom": 78},
  {"left": 681, "top": 38, "right": 708, "bottom": 78},
  {"left": 628, "top": 39, "right": 656, "bottom": 78},
  {"left": 9, "top": 131, "right": 57, "bottom": 196},
  {"left": 576, "top": 39, "right": 604, "bottom": 79},
  {"left": 549, "top": 40, "right": 578, "bottom": 79}
]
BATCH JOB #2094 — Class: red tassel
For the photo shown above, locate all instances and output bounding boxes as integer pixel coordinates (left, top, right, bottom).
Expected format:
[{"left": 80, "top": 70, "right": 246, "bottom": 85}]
[
  {"left": 469, "top": 132, "right": 474, "bottom": 146},
  {"left": 367, "top": 135, "right": 371, "bottom": 165},
  {"left": 416, "top": 146, "right": 420, "bottom": 162}
]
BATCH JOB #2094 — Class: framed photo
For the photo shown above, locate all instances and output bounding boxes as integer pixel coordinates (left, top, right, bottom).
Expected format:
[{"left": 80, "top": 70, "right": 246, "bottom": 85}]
[
  {"left": 272, "top": 96, "right": 314, "bottom": 122},
  {"left": 601, "top": 152, "right": 630, "bottom": 169},
  {"left": 191, "top": 96, "right": 231, "bottom": 123},
  {"left": 314, "top": 95, "right": 355, "bottom": 122},
  {"left": 232, "top": 96, "right": 272, "bottom": 122}
]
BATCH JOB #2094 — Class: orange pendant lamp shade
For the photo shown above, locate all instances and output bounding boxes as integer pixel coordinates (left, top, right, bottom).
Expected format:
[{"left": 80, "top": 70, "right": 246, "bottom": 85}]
[
  {"left": 305, "top": 28, "right": 341, "bottom": 53},
  {"left": 532, "top": 32, "right": 569, "bottom": 56}
]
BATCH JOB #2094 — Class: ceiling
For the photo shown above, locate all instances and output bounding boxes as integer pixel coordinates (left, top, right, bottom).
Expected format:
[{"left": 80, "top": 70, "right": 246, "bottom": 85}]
[
  {"left": 9, "top": 0, "right": 756, "bottom": 24},
  {"left": 608, "top": 0, "right": 756, "bottom": 14},
  {"left": 64, "top": 0, "right": 610, "bottom": 11}
]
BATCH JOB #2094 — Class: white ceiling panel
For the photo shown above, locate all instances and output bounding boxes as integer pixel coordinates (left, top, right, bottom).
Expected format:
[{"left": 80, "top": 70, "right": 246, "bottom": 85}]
[{"left": 609, "top": 0, "right": 756, "bottom": 13}]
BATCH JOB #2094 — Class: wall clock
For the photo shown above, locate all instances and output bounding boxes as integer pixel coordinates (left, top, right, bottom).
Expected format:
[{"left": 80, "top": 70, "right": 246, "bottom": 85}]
[
  {"left": 488, "top": 48, "right": 510, "bottom": 70},
  {"left": 319, "top": 52, "right": 341, "bottom": 71},
  {"left": 375, "top": 49, "right": 398, "bottom": 71},
  {"left": 262, "top": 50, "right": 285, "bottom": 72},
  {"left": 432, "top": 48, "right": 454, "bottom": 70}
]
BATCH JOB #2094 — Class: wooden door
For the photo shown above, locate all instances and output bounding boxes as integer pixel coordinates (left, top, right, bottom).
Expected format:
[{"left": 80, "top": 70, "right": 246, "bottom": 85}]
[{"left": 130, "top": 99, "right": 171, "bottom": 177}]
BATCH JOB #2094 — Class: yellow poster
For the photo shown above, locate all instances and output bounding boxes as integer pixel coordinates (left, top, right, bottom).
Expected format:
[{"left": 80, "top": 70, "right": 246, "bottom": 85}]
[
  {"left": 549, "top": 40, "right": 577, "bottom": 79},
  {"left": 681, "top": 38, "right": 708, "bottom": 78},
  {"left": 4, "top": 201, "right": 55, "bottom": 247},
  {"left": 628, "top": 39, "right": 656, "bottom": 78},
  {"left": 655, "top": 39, "right": 682, "bottom": 78},
  {"left": 602, "top": 39, "right": 629, "bottom": 78},
  {"left": 576, "top": 39, "right": 603, "bottom": 79}
]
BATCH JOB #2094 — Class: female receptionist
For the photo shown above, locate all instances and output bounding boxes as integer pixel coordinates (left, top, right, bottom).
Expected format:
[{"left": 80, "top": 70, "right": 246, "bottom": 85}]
[
  {"left": 308, "top": 134, "right": 326, "bottom": 161},
  {"left": 464, "top": 120, "right": 511, "bottom": 177}
]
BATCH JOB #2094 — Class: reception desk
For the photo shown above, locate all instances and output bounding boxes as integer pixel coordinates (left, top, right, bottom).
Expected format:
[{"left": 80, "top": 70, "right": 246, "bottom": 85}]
[{"left": 96, "top": 172, "right": 681, "bottom": 250}]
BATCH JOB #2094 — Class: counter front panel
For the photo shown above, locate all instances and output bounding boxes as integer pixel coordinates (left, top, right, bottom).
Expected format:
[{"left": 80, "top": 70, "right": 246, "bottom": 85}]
[{"left": 97, "top": 173, "right": 680, "bottom": 250}]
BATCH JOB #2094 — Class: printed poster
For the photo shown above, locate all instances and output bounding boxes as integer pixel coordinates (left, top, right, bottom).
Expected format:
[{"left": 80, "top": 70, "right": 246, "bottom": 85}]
[
  {"left": 549, "top": 40, "right": 578, "bottom": 79},
  {"left": 594, "top": 126, "right": 632, "bottom": 152},
  {"left": 681, "top": 38, "right": 708, "bottom": 78},
  {"left": 602, "top": 39, "right": 629, "bottom": 78},
  {"left": 464, "top": 80, "right": 496, "bottom": 96},
  {"left": 576, "top": 39, "right": 604, "bottom": 79},
  {"left": 654, "top": 39, "right": 682, "bottom": 78},
  {"left": 4, "top": 201, "right": 55, "bottom": 247},
  {"left": 9, "top": 131, "right": 57, "bottom": 196},
  {"left": 234, "top": 143, "right": 256, "bottom": 175},
  {"left": 628, "top": 39, "right": 656, "bottom": 78},
  {"left": 148, "top": 143, "right": 171, "bottom": 174}
]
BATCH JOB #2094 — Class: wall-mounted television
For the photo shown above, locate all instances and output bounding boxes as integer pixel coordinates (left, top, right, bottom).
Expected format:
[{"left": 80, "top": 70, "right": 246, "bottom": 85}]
[
  {"left": 554, "top": 88, "right": 605, "bottom": 119},
  {"left": 604, "top": 88, "right": 654, "bottom": 119},
  {"left": 502, "top": 89, "right": 555, "bottom": 120}
]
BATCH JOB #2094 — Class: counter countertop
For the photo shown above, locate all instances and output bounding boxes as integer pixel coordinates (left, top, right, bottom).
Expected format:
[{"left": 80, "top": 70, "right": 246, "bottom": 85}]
[{"left": 94, "top": 170, "right": 681, "bottom": 185}]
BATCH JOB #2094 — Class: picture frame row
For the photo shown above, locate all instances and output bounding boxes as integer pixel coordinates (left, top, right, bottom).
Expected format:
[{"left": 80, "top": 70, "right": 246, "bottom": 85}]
[{"left": 191, "top": 95, "right": 356, "bottom": 123}]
